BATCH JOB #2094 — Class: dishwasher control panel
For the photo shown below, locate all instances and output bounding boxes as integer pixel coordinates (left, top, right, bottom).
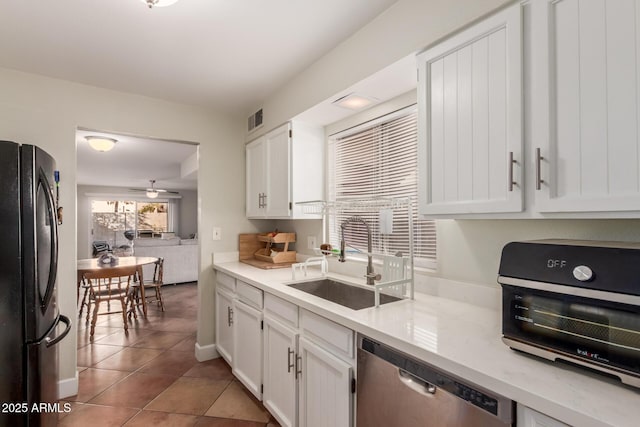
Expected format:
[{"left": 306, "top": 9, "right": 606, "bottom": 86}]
[{"left": 452, "top": 381, "right": 498, "bottom": 414}]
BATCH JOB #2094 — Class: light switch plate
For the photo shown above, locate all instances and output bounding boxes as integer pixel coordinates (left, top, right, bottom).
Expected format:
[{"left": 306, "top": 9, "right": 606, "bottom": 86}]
[
  {"left": 212, "top": 227, "right": 222, "bottom": 241},
  {"left": 307, "top": 235, "right": 317, "bottom": 249}
]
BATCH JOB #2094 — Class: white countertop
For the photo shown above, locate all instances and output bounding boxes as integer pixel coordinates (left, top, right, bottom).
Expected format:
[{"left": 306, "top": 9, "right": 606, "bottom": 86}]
[{"left": 213, "top": 261, "right": 639, "bottom": 427}]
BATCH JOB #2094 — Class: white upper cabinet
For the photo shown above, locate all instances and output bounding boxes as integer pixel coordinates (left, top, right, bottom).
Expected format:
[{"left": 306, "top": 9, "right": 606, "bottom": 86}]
[
  {"left": 417, "top": 3, "right": 523, "bottom": 215},
  {"left": 532, "top": 0, "right": 640, "bottom": 213},
  {"left": 246, "top": 121, "right": 324, "bottom": 219},
  {"left": 246, "top": 136, "right": 267, "bottom": 218}
]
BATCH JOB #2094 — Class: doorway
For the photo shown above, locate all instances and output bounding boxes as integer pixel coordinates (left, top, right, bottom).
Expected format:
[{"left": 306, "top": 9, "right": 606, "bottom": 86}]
[{"left": 75, "top": 129, "right": 199, "bottom": 259}]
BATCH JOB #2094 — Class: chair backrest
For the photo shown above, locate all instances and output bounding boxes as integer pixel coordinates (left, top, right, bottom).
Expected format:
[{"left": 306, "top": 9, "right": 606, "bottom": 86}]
[
  {"left": 83, "top": 265, "right": 138, "bottom": 298},
  {"left": 152, "top": 258, "right": 164, "bottom": 284}
]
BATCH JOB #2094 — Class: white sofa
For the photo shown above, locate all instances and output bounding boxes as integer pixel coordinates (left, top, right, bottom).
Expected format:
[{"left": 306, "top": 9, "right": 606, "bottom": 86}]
[{"left": 132, "top": 237, "right": 198, "bottom": 284}]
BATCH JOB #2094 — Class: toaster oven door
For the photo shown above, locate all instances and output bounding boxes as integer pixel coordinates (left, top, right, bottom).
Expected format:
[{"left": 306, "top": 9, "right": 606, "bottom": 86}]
[{"left": 502, "top": 284, "right": 640, "bottom": 380}]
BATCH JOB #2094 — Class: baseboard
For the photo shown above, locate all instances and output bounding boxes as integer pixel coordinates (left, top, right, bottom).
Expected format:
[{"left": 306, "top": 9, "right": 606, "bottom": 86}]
[
  {"left": 195, "top": 342, "right": 220, "bottom": 362},
  {"left": 58, "top": 372, "right": 79, "bottom": 399}
]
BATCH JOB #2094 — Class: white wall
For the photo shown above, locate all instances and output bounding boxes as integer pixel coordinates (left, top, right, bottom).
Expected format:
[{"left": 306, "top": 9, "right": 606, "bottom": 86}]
[
  {"left": 0, "top": 66, "right": 257, "bottom": 396},
  {"left": 252, "top": 0, "right": 512, "bottom": 133},
  {"left": 179, "top": 189, "right": 198, "bottom": 239}
]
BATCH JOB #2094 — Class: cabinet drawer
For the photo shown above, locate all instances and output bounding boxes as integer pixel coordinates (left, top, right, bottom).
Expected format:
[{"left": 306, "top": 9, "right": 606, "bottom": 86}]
[
  {"left": 300, "top": 309, "right": 354, "bottom": 360},
  {"left": 264, "top": 293, "right": 298, "bottom": 328},
  {"left": 236, "top": 280, "right": 263, "bottom": 309},
  {"left": 216, "top": 271, "right": 236, "bottom": 292}
]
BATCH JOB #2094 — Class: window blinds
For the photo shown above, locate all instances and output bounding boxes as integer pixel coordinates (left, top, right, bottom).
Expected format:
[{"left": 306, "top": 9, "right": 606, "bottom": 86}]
[{"left": 328, "top": 108, "right": 437, "bottom": 268}]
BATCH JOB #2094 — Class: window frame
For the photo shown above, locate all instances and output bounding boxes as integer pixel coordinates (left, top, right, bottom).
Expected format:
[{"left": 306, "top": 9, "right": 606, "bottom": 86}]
[
  {"left": 326, "top": 105, "right": 437, "bottom": 270},
  {"left": 87, "top": 196, "right": 176, "bottom": 252}
]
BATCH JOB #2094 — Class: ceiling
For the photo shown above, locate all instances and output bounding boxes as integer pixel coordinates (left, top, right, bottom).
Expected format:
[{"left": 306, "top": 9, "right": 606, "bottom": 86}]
[
  {"left": 2, "top": 0, "right": 414, "bottom": 192},
  {"left": 0, "top": 0, "right": 398, "bottom": 114},
  {"left": 76, "top": 130, "right": 198, "bottom": 191}
]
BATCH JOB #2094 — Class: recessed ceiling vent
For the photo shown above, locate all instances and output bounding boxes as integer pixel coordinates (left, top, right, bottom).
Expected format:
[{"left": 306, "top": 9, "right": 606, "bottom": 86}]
[{"left": 248, "top": 108, "right": 263, "bottom": 133}]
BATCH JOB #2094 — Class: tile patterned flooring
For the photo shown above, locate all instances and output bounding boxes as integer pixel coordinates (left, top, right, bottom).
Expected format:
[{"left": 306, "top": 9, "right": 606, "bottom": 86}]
[{"left": 63, "top": 282, "right": 280, "bottom": 427}]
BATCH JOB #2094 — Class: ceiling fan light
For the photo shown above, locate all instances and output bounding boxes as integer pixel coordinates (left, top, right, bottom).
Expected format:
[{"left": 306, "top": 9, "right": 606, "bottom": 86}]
[
  {"left": 146, "top": 190, "right": 159, "bottom": 199},
  {"left": 86, "top": 136, "right": 117, "bottom": 152},
  {"left": 141, "top": 0, "right": 180, "bottom": 8}
]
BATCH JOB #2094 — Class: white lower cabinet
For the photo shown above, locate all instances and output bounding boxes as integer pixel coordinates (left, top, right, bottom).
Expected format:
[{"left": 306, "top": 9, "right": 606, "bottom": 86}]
[
  {"left": 215, "top": 271, "right": 356, "bottom": 427},
  {"left": 517, "top": 405, "right": 570, "bottom": 427},
  {"left": 261, "top": 294, "right": 354, "bottom": 427},
  {"left": 232, "top": 299, "right": 263, "bottom": 400},
  {"left": 263, "top": 315, "right": 298, "bottom": 427},
  {"left": 215, "top": 286, "right": 235, "bottom": 365},
  {"left": 298, "top": 336, "right": 352, "bottom": 427},
  {"left": 232, "top": 280, "right": 264, "bottom": 401}
]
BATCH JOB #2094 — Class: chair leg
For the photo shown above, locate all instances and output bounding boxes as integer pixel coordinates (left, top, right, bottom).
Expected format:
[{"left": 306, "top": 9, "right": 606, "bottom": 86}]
[
  {"left": 127, "top": 289, "right": 138, "bottom": 320},
  {"left": 156, "top": 286, "right": 165, "bottom": 312},
  {"left": 86, "top": 296, "right": 92, "bottom": 323},
  {"left": 78, "top": 286, "right": 88, "bottom": 318},
  {"left": 90, "top": 300, "right": 100, "bottom": 340},
  {"left": 120, "top": 298, "right": 129, "bottom": 333}
]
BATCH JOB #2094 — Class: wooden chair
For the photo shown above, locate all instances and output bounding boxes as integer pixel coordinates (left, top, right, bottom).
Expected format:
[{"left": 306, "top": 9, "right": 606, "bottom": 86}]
[
  {"left": 129, "top": 258, "right": 165, "bottom": 315},
  {"left": 84, "top": 265, "right": 138, "bottom": 340}
]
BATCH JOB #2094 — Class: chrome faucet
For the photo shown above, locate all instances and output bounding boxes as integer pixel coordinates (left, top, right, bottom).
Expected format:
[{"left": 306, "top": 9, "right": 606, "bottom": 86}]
[{"left": 339, "top": 216, "right": 381, "bottom": 285}]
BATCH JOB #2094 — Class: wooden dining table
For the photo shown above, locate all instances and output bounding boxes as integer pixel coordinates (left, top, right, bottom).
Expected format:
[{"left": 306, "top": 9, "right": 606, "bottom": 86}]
[{"left": 77, "top": 256, "right": 159, "bottom": 318}]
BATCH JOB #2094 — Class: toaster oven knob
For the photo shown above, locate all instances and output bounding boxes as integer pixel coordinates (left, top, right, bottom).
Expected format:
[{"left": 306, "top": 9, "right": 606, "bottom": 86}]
[{"left": 573, "top": 265, "right": 593, "bottom": 282}]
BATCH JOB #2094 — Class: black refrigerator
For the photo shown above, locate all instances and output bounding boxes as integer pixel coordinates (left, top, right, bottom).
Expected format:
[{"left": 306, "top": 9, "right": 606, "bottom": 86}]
[{"left": 0, "top": 141, "right": 71, "bottom": 426}]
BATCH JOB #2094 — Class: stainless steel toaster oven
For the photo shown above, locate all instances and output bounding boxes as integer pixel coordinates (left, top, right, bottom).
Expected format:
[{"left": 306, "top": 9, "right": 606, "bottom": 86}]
[{"left": 498, "top": 239, "right": 640, "bottom": 388}]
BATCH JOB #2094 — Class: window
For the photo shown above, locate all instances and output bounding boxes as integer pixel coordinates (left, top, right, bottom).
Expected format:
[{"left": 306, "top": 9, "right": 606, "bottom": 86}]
[
  {"left": 328, "top": 107, "right": 437, "bottom": 269},
  {"left": 91, "top": 200, "right": 170, "bottom": 248}
]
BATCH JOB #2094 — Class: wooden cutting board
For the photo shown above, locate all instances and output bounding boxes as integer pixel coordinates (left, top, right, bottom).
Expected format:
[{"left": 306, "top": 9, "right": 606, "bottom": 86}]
[{"left": 238, "top": 233, "right": 295, "bottom": 269}]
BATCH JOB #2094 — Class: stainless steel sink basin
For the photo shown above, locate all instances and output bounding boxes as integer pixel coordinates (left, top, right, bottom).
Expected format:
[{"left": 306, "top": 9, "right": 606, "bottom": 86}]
[{"left": 287, "top": 278, "right": 401, "bottom": 310}]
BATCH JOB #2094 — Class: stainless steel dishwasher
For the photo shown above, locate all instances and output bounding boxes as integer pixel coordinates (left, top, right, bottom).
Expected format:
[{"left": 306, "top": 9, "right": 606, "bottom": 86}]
[{"left": 357, "top": 335, "right": 513, "bottom": 427}]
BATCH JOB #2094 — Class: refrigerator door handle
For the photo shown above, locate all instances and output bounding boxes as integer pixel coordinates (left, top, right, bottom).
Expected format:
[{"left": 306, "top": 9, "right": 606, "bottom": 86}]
[{"left": 44, "top": 314, "right": 71, "bottom": 348}]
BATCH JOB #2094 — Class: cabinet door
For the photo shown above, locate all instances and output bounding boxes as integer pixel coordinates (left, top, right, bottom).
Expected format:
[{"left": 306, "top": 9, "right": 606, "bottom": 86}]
[
  {"left": 265, "top": 124, "right": 292, "bottom": 218},
  {"left": 263, "top": 316, "right": 298, "bottom": 427},
  {"left": 532, "top": 0, "right": 640, "bottom": 213},
  {"left": 215, "top": 288, "right": 234, "bottom": 365},
  {"left": 417, "top": 3, "right": 523, "bottom": 215},
  {"left": 517, "top": 405, "right": 569, "bottom": 427},
  {"left": 298, "top": 337, "right": 352, "bottom": 427},
  {"left": 232, "top": 300, "right": 263, "bottom": 400},
  {"left": 246, "top": 136, "right": 266, "bottom": 218}
]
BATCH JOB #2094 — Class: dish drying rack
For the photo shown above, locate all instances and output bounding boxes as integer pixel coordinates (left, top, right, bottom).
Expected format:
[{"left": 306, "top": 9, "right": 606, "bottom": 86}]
[{"left": 295, "top": 198, "right": 415, "bottom": 307}]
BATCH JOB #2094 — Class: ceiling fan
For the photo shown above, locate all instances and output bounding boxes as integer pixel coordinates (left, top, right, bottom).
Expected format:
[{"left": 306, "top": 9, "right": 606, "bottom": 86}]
[{"left": 130, "top": 180, "right": 179, "bottom": 199}]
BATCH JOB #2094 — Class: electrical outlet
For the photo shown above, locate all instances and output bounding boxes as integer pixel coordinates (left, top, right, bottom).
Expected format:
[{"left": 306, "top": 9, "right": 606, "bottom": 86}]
[
  {"left": 212, "top": 227, "right": 222, "bottom": 241},
  {"left": 307, "top": 235, "right": 317, "bottom": 250}
]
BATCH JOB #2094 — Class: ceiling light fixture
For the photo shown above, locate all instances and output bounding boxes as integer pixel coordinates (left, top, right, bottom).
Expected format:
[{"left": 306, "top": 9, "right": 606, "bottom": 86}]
[
  {"left": 85, "top": 136, "right": 117, "bottom": 152},
  {"left": 141, "top": 0, "right": 180, "bottom": 9},
  {"left": 146, "top": 180, "right": 160, "bottom": 198},
  {"left": 331, "top": 93, "right": 379, "bottom": 111}
]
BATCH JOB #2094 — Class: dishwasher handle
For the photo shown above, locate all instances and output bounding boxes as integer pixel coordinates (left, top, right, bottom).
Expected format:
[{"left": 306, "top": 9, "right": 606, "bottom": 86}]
[{"left": 398, "top": 368, "right": 436, "bottom": 396}]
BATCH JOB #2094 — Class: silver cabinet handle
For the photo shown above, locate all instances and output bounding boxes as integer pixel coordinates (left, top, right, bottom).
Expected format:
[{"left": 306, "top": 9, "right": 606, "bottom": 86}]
[
  {"left": 508, "top": 151, "right": 517, "bottom": 192},
  {"left": 536, "top": 148, "right": 544, "bottom": 190},
  {"left": 287, "top": 347, "right": 294, "bottom": 373},
  {"left": 227, "top": 306, "right": 233, "bottom": 326},
  {"left": 295, "top": 354, "right": 302, "bottom": 379},
  {"left": 262, "top": 193, "right": 267, "bottom": 208}
]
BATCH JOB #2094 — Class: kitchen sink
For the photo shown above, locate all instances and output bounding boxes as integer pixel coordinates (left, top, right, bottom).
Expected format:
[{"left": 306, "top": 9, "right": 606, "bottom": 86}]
[{"left": 287, "top": 278, "right": 401, "bottom": 310}]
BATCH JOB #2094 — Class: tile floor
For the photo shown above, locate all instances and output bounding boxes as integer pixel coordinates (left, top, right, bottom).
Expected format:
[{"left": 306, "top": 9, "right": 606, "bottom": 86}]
[{"left": 63, "top": 282, "right": 280, "bottom": 427}]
